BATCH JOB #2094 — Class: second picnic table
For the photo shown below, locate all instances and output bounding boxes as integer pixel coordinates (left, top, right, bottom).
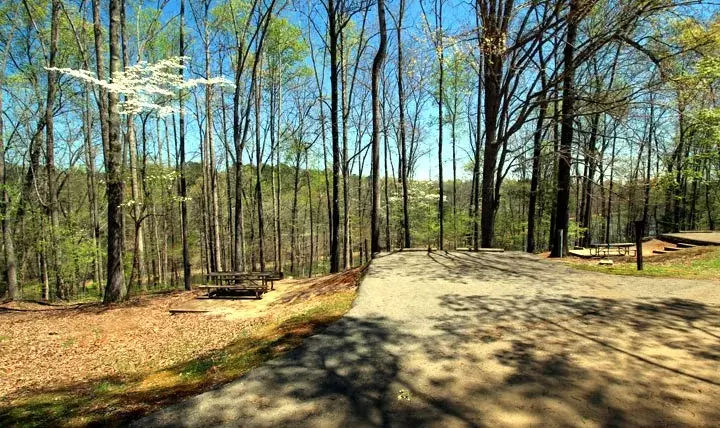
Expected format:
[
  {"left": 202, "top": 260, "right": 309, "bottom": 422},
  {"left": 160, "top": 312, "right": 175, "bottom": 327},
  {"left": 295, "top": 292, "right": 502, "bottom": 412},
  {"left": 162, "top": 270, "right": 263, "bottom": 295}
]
[
  {"left": 589, "top": 243, "right": 636, "bottom": 257},
  {"left": 199, "top": 271, "right": 284, "bottom": 299}
]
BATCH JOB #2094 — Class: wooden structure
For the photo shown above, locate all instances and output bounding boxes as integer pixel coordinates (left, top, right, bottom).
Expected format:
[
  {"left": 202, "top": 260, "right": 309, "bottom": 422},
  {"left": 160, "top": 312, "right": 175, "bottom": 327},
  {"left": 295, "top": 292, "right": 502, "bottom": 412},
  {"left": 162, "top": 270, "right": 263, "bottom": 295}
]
[
  {"left": 199, "top": 271, "right": 284, "bottom": 299},
  {"left": 589, "top": 243, "right": 635, "bottom": 257}
]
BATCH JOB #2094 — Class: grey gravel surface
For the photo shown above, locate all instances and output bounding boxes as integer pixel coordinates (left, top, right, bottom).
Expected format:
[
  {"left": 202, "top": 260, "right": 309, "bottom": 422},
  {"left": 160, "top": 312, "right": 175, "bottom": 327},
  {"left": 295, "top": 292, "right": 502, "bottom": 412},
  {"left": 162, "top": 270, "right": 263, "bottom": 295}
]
[{"left": 133, "top": 251, "right": 720, "bottom": 427}]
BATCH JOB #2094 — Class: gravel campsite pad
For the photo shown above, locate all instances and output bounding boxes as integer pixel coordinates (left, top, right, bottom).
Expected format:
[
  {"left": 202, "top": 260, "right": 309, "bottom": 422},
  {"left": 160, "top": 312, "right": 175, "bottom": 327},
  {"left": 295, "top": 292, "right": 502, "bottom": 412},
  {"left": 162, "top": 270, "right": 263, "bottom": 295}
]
[{"left": 137, "top": 251, "right": 720, "bottom": 427}]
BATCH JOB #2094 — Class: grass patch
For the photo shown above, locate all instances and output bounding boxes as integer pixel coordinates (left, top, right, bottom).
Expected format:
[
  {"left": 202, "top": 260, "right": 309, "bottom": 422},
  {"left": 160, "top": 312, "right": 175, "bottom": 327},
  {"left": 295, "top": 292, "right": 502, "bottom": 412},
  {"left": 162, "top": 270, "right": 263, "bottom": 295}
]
[
  {"left": 569, "top": 247, "right": 720, "bottom": 280},
  {"left": 0, "top": 288, "right": 357, "bottom": 428}
]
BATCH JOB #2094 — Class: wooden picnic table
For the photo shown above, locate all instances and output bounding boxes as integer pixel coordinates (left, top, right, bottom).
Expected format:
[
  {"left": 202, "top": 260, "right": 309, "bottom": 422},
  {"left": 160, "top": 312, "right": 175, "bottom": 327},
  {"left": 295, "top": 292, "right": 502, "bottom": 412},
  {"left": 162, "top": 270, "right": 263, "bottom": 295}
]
[
  {"left": 589, "top": 243, "right": 636, "bottom": 257},
  {"left": 199, "top": 271, "right": 284, "bottom": 299}
]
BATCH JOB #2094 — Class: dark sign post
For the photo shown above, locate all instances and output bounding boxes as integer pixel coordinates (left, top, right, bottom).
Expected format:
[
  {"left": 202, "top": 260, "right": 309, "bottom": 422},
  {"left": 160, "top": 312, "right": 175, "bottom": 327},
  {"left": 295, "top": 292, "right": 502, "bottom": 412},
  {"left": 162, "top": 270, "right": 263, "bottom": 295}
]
[{"left": 635, "top": 221, "right": 644, "bottom": 271}]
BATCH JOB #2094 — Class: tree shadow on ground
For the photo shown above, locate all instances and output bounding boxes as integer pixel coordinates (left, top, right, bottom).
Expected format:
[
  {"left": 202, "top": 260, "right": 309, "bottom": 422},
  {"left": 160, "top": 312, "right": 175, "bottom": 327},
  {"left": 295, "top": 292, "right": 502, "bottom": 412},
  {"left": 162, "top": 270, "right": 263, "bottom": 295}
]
[
  {"left": 8, "top": 251, "right": 719, "bottom": 427},
  {"left": 416, "top": 292, "right": 720, "bottom": 427},
  {"left": 133, "top": 316, "right": 422, "bottom": 427}
]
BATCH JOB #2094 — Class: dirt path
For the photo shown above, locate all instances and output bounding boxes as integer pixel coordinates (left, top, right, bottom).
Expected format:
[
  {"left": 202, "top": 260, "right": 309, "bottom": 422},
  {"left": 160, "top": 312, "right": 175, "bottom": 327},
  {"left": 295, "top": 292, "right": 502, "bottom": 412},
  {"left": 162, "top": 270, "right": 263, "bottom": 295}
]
[{"left": 135, "top": 251, "right": 720, "bottom": 427}]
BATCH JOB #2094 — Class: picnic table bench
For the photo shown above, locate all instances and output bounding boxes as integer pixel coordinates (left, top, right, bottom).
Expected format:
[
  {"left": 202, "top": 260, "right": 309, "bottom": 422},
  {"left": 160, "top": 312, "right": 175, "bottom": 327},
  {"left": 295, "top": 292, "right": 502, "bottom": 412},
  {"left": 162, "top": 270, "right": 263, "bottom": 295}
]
[
  {"left": 589, "top": 243, "right": 636, "bottom": 257},
  {"left": 198, "top": 271, "right": 284, "bottom": 299}
]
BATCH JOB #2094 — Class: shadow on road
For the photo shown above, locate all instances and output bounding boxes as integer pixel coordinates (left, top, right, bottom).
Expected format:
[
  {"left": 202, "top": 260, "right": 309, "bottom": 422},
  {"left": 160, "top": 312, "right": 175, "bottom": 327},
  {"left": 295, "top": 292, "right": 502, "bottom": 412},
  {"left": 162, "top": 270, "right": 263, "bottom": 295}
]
[{"left": 136, "top": 252, "right": 720, "bottom": 426}]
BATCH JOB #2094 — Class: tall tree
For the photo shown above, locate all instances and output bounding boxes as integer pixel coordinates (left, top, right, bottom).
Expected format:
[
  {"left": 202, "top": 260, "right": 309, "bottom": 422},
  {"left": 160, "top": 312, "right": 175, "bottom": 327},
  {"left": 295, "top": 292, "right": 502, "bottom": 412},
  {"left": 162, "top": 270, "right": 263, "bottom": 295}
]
[
  {"left": 179, "top": 0, "right": 191, "bottom": 290},
  {"left": 0, "top": 8, "right": 18, "bottom": 300},
  {"left": 370, "top": 0, "right": 387, "bottom": 255},
  {"left": 551, "top": 0, "right": 579, "bottom": 257},
  {"left": 394, "top": 0, "right": 410, "bottom": 248},
  {"left": 122, "top": 0, "right": 146, "bottom": 289},
  {"left": 46, "top": 0, "right": 65, "bottom": 299},
  {"left": 104, "top": 0, "right": 127, "bottom": 302}
]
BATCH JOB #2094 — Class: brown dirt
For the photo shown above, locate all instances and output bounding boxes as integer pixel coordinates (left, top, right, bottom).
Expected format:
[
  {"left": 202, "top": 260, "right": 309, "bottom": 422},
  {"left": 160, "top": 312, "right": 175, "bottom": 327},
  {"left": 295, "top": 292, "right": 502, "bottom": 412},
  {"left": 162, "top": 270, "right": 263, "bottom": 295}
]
[{"left": 0, "top": 269, "right": 361, "bottom": 400}]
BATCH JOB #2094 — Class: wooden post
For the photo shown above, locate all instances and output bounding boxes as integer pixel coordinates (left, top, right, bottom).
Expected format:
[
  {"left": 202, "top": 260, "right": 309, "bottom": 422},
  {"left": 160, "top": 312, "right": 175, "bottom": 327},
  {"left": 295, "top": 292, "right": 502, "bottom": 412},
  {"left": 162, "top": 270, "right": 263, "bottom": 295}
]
[{"left": 635, "top": 220, "right": 644, "bottom": 271}]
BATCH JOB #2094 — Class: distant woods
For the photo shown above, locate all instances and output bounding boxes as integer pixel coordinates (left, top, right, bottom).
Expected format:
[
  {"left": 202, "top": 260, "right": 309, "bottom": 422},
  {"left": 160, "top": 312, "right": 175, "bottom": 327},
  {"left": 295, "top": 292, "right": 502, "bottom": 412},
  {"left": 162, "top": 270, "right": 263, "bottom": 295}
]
[{"left": 1, "top": 0, "right": 719, "bottom": 302}]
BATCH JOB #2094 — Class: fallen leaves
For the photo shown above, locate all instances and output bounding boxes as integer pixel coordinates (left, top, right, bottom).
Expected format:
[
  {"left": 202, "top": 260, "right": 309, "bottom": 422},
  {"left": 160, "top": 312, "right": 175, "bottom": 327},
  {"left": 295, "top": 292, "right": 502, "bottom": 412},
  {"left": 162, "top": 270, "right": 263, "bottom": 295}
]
[{"left": 0, "top": 268, "right": 363, "bottom": 402}]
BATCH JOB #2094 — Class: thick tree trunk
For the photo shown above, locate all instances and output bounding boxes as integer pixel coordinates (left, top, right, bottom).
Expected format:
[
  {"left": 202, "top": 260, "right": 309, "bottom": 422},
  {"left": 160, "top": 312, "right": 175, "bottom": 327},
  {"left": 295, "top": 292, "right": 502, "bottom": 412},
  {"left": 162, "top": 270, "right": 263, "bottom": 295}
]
[
  {"left": 329, "top": 0, "right": 341, "bottom": 273},
  {"left": 104, "top": 0, "right": 127, "bottom": 303},
  {"left": 551, "top": 0, "right": 579, "bottom": 258},
  {"left": 370, "top": 0, "right": 387, "bottom": 256}
]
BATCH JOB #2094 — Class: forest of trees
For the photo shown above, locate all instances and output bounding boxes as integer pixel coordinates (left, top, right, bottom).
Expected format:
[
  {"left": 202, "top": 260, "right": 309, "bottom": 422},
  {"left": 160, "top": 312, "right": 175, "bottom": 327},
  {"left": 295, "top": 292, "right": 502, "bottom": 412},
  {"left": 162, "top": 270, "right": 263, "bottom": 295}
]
[{"left": 1, "top": 0, "right": 719, "bottom": 303}]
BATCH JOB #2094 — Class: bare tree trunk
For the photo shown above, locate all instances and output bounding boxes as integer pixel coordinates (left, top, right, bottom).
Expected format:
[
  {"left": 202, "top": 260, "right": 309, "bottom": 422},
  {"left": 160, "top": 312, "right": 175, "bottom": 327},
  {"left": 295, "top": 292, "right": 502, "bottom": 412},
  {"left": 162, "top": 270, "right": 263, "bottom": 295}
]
[
  {"left": 383, "top": 96, "right": 391, "bottom": 251},
  {"left": 328, "top": 0, "right": 341, "bottom": 273},
  {"left": 178, "top": 0, "right": 191, "bottom": 290},
  {"left": 272, "top": 84, "right": 283, "bottom": 272},
  {"left": 642, "top": 100, "right": 654, "bottom": 234},
  {"left": 0, "top": 22, "right": 18, "bottom": 300},
  {"left": 472, "top": 31, "right": 482, "bottom": 250},
  {"left": 606, "top": 128, "right": 617, "bottom": 244},
  {"left": 436, "top": 1, "right": 445, "bottom": 250},
  {"left": 204, "top": 4, "right": 223, "bottom": 272},
  {"left": 526, "top": 90, "right": 547, "bottom": 253},
  {"left": 103, "top": 0, "right": 127, "bottom": 303},
  {"left": 254, "top": 57, "right": 266, "bottom": 272},
  {"left": 396, "top": 0, "right": 410, "bottom": 248},
  {"left": 551, "top": 0, "right": 579, "bottom": 258},
  {"left": 290, "top": 150, "right": 301, "bottom": 274},
  {"left": 581, "top": 112, "right": 600, "bottom": 247},
  {"left": 340, "top": 33, "right": 351, "bottom": 269},
  {"left": 46, "top": 0, "right": 66, "bottom": 299},
  {"left": 370, "top": 0, "right": 387, "bottom": 256},
  {"left": 122, "top": 1, "right": 145, "bottom": 290},
  {"left": 306, "top": 148, "right": 314, "bottom": 276},
  {"left": 91, "top": 0, "right": 109, "bottom": 163}
]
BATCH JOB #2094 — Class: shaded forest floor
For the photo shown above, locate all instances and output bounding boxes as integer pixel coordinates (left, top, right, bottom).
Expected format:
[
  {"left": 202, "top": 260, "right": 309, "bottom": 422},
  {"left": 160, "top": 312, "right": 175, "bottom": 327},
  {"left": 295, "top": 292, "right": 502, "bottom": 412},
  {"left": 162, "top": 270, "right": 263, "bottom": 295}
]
[
  {"left": 560, "top": 245, "right": 720, "bottom": 281},
  {"left": 0, "top": 268, "right": 363, "bottom": 427}
]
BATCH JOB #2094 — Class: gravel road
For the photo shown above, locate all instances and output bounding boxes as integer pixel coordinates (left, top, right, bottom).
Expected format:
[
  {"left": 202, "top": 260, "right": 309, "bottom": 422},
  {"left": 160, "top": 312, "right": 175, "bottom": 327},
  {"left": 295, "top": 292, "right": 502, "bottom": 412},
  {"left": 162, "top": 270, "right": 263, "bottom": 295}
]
[{"left": 133, "top": 251, "right": 720, "bottom": 427}]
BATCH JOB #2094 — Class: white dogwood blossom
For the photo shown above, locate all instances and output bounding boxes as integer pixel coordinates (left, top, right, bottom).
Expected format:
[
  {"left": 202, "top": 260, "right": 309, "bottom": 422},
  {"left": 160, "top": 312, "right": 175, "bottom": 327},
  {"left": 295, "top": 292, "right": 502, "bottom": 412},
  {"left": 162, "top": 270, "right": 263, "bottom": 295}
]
[{"left": 47, "top": 56, "right": 233, "bottom": 116}]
